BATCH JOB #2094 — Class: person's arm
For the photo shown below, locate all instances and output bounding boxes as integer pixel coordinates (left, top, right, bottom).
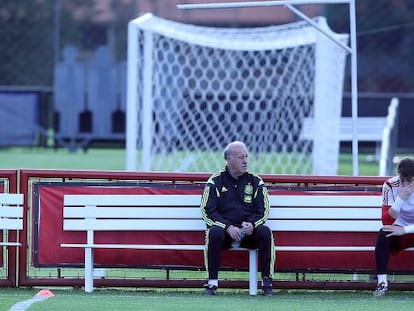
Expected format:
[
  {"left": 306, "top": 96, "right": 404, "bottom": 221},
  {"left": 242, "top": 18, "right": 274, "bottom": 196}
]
[
  {"left": 200, "top": 180, "right": 230, "bottom": 229},
  {"left": 381, "top": 181, "right": 397, "bottom": 225},
  {"left": 387, "top": 181, "right": 414, "bottom": 219},
  {"left": 404, "top": 224, "right": 414, "bottom": 233},
  {"left": 246, "top": 176, "right": 269, "bottom": 228},
  {"left": 388, "top": 197, "right": 404, "bottom": 219},
  {"left": 383, "top": 224, "right": 414, "bottom": 236}
]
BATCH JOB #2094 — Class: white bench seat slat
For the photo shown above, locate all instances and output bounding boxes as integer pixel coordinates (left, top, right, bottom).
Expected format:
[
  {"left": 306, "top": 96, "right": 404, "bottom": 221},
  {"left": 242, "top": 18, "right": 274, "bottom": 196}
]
[
  {"left": 0, "top": 193, "right": 23, "bottom": 205},
  {"left": 64, "top": 217, "right": 381, "bottom": 232},
  {"left": 276, "top": 246, "right": 376, "bottom": 251},
  {"left": 0, "top": 218, "right": 23, "bottom": 230},
  {"left": 0, "top": 206, "right": 23, "bottom": 217},
  {"left": 65, "top": 206, "right": 379, "bottom": 220},
  {"left": 65, "top": 194, "right": 381, "bottom": 208},
  {"left": 64, "top": 194, "right": 201, "bottom": 206},
  {"left": 269, "top": 195, "right": 381, "bottom": 207},
  {"left": 267, "top": 219, "right": 382, "bottom": 232},
  {"left": 269, "top": 207, "right": 379, "bottom": 219},
  {"left": 61, "top": 244, "right": 379, "bottom": 252},
  {"left": 61, "top": 243, "right": 206, "bottom": 250},
  {"left": 64, "top": 207, "right": 202, "bottom": 219},
  {"left": 0, "top": 242, "right": 21, "bottom": 247},
  {"left": 64, "top": 219, "right": 207, "bottom": 231}
]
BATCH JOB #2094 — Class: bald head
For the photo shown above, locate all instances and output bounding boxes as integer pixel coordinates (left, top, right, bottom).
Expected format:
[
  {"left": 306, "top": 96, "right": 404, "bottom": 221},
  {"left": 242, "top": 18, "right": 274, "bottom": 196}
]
[
  {"left": 224, "top": 141, "right": 248, "bottom": 178},
  {"left": 224, "top": 141, "right": 247, "bottom": 160}
]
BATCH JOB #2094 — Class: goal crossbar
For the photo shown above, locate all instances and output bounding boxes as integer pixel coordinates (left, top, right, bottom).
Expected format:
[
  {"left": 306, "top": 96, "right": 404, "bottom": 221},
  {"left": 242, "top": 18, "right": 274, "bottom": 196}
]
[{"left": 177, "top": 0, "right": 353, "bottom": 10}]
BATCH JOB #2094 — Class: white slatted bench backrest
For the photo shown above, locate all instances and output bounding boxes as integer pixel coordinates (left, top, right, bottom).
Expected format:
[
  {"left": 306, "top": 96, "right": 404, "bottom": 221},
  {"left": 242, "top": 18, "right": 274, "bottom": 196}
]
[
  {"left": 301, "top": 117, "right": 387, "bottom": 142},
  {"left": 268, "top": 194, "right": 382, "bottom": 232},
  {"left": 63, "top": 194, "right": 205, "bottom": 231},
  {"left": 63, "top": 194, "right": 382, "bottom": 233},
  {"left": 0, "top": 193, "right": 24, "bottom": 246}
]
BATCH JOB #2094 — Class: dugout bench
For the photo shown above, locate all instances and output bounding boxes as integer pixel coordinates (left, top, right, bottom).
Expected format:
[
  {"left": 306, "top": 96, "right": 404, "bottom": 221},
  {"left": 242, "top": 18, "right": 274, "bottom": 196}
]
[{"left": 61, "top": 190, "right": 392, "bottom": 294}]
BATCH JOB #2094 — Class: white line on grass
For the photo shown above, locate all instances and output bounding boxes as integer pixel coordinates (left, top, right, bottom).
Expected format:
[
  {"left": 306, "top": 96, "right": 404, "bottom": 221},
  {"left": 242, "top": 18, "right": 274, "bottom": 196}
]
[{"left": 9, "top": 295, "right": 52, "bottom": 311}]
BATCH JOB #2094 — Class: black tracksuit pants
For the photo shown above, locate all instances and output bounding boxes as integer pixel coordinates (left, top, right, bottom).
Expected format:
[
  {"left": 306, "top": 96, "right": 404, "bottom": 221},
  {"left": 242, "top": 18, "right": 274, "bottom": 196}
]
[
  {"left": 205, "top": 224, "right": 274, "bottom": 280},
  {"left": 375, "top": 228, "right": 414, "bottom": 274}
]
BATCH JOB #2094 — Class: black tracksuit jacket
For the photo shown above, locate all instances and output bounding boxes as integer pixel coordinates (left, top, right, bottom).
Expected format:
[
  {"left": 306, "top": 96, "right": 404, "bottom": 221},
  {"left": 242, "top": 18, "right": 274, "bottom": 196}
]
[{"left": 200, "top": 167, "right": 269, "bottom": 229}]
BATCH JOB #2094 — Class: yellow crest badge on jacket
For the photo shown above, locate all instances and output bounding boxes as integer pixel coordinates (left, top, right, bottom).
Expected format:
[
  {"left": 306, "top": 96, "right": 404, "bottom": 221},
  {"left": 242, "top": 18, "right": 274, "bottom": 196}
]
[{"left": 244, "top": 184, "right": 253, "bottom": 203}]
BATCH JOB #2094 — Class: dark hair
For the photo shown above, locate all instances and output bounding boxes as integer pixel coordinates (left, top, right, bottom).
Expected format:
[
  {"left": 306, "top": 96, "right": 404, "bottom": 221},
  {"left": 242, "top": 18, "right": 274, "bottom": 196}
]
[{"left": 398, "top": 158, "right": 414, "bottom": 181}]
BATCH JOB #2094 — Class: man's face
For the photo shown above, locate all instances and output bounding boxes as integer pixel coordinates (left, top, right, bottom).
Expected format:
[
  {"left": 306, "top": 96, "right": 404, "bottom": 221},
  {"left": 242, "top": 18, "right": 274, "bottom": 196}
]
[{"left": 227, "top": 145, "right": 248, "bottom": 178}]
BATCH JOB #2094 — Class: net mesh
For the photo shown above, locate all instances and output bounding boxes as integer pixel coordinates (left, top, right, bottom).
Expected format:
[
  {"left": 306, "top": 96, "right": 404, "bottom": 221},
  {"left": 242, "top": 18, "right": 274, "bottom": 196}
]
[{"left": 129, "top": 13, "right": 347, "bottom": 174}]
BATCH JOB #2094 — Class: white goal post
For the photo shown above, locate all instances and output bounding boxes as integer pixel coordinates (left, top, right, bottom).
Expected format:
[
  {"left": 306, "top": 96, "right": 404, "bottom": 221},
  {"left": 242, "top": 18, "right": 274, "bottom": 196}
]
[{"left": 126, "top": 9, "right": 350, "bottom": 174}]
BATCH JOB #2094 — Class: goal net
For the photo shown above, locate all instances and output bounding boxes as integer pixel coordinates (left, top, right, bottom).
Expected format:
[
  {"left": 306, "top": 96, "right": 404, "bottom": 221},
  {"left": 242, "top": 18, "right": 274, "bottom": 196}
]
[{"left": 127, "top": 13, "right": 348, "bottom": 174}]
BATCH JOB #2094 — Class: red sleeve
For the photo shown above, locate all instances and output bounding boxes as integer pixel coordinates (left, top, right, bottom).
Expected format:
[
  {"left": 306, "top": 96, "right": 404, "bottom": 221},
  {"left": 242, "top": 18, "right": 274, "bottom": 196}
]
[{"left": 381, "top": 205, "right": 395, "bottom": 225}]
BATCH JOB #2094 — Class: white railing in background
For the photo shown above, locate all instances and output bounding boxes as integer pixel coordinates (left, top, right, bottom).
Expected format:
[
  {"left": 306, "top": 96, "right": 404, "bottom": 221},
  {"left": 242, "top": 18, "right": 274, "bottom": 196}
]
[{"left": 379, "top": 97, "right": 399, "bottom": 176}]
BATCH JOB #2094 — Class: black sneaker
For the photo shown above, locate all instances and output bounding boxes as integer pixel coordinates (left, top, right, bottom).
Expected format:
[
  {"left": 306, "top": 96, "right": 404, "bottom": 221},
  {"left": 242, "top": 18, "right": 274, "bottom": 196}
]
[
  {"left": 373, "top": 282, "right": 388, "bottom": 297},
  {"left": 202, "top": 284, "right": 217, "bottom": 296},
  {"left": 262, "top": 277, "right": 273, "bottom": 296}
]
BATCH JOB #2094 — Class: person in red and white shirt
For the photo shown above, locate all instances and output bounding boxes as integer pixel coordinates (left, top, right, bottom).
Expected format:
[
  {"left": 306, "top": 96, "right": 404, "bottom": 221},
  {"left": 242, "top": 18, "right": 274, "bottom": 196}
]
[{"left": 373, "top": 157, "right": 414, "bottom": 296}]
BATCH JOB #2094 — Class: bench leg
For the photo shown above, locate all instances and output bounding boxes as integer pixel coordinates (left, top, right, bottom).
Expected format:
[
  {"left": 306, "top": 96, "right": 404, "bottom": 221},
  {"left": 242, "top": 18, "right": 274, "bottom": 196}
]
[
  {"left": 249, "top": 250, "right": 258, "bottom": 296},
  {"left": 84, "top": 247, "right": 94, "bottom": 293}
]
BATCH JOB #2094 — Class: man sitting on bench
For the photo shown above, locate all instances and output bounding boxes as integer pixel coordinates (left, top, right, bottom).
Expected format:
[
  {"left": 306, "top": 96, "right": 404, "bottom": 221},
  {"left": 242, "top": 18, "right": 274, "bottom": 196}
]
[
  {"left": 374, "top": 157, "right": 414, "bottom": 296},
  {"left": 200, "top": 141, "right": 275, "bottom": 296}
]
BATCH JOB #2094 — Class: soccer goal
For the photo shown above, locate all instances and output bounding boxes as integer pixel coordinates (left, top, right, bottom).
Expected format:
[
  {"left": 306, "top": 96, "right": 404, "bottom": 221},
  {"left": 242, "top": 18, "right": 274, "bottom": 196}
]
[{"left": 126, "top": 13, "right": 348, "bottom": 174}]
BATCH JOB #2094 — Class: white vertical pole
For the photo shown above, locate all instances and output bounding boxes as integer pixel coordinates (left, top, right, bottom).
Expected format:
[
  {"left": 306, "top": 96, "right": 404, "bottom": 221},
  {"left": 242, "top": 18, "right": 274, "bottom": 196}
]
[
  {"left": 141, "top": 31, "right": 154, "bottom": 171},
  {"left": 84, "top": 229, "right": 94, "bottom": 293},
  {"left": 126, "top": 20, "right": 138, "bottom": 171},
  {"left": 84, "top": 247, "right": 93, "bottom": 293},
  {"left": 349, "top": 0, "right": 359, "bottom": 176},
  {"left": 249, "top": 250, "right": 258, "bottom": 295},
  {"left": 312, "top": 18, "right": 344, "bottom": 175}
]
